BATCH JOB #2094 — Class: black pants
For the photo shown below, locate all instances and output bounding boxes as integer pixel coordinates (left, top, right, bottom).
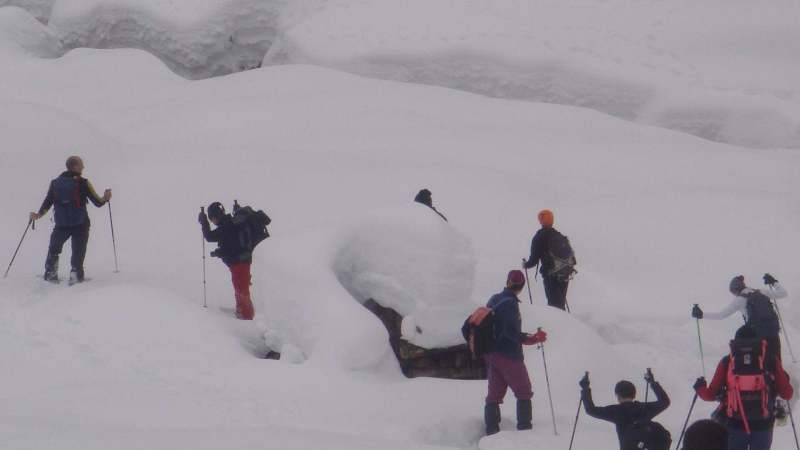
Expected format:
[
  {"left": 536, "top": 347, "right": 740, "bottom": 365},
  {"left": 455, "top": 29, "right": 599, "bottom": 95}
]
[
  {"left": 45, "top": 222, "right": 90, "bottom": 279},
  {"left": 543, "top": 276, "right": 569, "bottom": 310}
]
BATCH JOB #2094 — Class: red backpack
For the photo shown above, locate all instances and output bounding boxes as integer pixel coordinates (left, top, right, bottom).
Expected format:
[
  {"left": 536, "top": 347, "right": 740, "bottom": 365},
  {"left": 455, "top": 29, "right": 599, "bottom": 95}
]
[{"left": 725, "top": 338, "right": 775, "bottom": 434}]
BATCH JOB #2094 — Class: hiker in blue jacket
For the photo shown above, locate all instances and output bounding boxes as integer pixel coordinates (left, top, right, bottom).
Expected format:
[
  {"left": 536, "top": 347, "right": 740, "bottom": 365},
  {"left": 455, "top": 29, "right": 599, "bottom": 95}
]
[{"left": 29, "top": 156, "right": 111, "bottom": 284}]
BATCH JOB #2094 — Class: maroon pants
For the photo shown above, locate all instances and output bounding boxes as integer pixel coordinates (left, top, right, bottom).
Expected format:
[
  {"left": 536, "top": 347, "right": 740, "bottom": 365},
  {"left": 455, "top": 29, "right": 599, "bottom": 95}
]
[
  {"left": 485, "top": 353, "right": 533, "bottom": 404},
  {"left": 230, "top": 262, "right": 254, "bottom": 320}
]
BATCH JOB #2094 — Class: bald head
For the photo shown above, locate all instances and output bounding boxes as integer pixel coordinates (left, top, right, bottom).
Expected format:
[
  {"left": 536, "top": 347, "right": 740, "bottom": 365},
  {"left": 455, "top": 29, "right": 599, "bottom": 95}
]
[{"left": 66, "top": 156, "right": 84, "bottom": 174}]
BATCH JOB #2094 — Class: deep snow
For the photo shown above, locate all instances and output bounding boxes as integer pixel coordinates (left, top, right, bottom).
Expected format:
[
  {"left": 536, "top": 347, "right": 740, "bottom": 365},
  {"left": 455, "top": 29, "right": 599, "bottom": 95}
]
[{"left": 1, "top": 2, "right": 799, "bottom": 449}]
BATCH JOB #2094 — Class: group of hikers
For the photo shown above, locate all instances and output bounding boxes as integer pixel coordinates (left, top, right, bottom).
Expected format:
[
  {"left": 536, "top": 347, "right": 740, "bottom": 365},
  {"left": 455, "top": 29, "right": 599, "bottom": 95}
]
[
  {"left": 469, "top": 263, "right": 793, "bottom": 449},
  {"left": 19, "top": 156, "right": 795, "bottom": 450}
]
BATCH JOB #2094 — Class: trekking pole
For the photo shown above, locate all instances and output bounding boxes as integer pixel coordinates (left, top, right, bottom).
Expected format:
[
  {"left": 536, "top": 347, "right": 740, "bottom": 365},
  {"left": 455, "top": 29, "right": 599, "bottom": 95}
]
[
  {"left": 644, "top": 368, "right": 652, "bottom": 403},
  {"left": 568, "top": 378, "right": 585, "bottom": 450},
  {"left": 108, "top": 201, "right": 119, "bottom": 273},
  {"left": 201, "top": 207, "right": 207, "bottom": 308},
  {"left": 4, "top": 219, "right": 34, "bottom": 278},
  {"left": 788, "top": 399, "right": 800, "bottom": 450},
  {"left": 694, "top": 305, "right": 707, "bottom": 378},
  {"left": 538, "top": 328, "right": 558, "bottom": 436},
  {"left": 674, "top": 392, "right": 698, "bottom": 450},
  {"left": 770, "top": 286, "right": 798, "bottom": 363},
  {"left": 523, "top": 259, "right": 533, "bottom": 305}
]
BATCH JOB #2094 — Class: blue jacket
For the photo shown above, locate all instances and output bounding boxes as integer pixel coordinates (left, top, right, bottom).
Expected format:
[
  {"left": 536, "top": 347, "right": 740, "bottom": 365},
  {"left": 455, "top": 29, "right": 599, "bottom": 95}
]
[{"left": 487, "top": 288, "right": 524, "bottom": 360}]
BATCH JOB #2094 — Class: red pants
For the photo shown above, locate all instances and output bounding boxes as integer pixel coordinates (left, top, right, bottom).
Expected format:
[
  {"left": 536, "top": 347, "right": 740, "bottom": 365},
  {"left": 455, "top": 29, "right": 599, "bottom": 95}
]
[
  {"left": 230, "top": 263, "right": 254, "bottom": 320},
  {"left": 486, "top": 353, "right": 533, "bottom": 404}
]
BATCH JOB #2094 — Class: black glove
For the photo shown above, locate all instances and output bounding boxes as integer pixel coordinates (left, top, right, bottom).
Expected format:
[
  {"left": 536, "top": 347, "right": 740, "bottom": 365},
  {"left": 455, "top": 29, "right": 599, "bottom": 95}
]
[
  {"left": 764, "top": 273, "right": 778, "bottom": 286},
  {"left": 644, "top": 368, "right": 655, "bottom": 384},
  {"left": 693, "top": 377, "right": 707, "bottom": 390},
  {"left": 691, "top": 304, "right": 703, "bottom": 319},
  {"left": 198, "top": 211, "right": 208, "bottom": 225},
  {"left": 210, "top": 249, "right": 222, "bottom": 258},
  {"left": 579, "top": 373, "right": 590, "bottom": 390}
]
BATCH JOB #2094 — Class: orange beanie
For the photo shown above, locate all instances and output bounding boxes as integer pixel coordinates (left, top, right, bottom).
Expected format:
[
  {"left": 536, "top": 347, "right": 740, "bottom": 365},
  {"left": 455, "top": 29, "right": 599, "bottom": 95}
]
[{"left": 538, "top": 209, "right": 554, "bottom": 227}]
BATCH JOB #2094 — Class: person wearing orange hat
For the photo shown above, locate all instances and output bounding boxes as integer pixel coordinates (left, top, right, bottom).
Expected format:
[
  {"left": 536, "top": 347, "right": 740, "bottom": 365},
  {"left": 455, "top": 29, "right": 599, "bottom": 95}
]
[{"left": 523, "top": 209, "right": 576, "bottom": 311}]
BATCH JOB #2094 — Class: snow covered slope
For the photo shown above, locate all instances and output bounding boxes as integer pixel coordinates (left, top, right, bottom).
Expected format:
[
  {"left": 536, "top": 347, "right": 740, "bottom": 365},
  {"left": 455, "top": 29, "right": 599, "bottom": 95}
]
[{"left": 1, "top": 4, "right": 800, "bottom": 450}]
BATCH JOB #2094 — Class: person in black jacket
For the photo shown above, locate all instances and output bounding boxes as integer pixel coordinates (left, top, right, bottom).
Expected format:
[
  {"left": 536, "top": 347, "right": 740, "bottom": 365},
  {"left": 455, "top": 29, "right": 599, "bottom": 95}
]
[
  {"left": 198, "top": 202, "right": 255, "bottom": 320},
  {"left": 29, "top": 156, "right": 111, "bottom": 283},
  {"left": 414, "top": 189, "right": 447, "bottom": 222},
  {"left": 523, "top": 209, "right": 573, "bottom": 310},
  {"left": 579, "top": 370, "right": 670, "bottom": 450}
]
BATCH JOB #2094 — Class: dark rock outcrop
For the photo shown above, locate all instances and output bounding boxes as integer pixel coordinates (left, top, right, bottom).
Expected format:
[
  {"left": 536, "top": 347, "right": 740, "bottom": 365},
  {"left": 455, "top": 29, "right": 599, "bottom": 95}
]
[{"left": 363, "top": 299, "right": 486, "bottom": 380}]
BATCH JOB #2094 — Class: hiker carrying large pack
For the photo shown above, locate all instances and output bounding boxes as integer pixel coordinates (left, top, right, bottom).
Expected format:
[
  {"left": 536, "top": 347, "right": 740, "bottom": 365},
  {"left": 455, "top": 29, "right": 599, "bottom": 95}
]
[
  {"left": 579, "top": 370, "right": 671, "bottom": 450},
  {"left": 29, "top": 156, "right": 112, "bottom": 284},
  {"left": 694, "top": 325, "right": 794, "bottom": 450},
  {"left": 199, "top": 201, "right": 270, "bottom": 320},
  {"left": 523, "top": 209, "right": 576, "bottom": 311},
  {"left": 464, "top": 270, "right": 546, "bottom": 436},
  {"left": 693, "top": 274, "right": 788, "bottom": 363}
]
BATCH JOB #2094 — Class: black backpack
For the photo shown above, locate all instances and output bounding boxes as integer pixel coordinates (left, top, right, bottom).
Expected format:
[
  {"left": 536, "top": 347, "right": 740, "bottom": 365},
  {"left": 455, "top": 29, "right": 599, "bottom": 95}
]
[
  {"left": 744, "top": 290, "right": 780, "bottom": 338},
  {"left": 622, "top": 420, "right": 671, "bottom": 450},
  {"left": 231, "top": 201, "right": 271, "bottom": 252},
  {"left": 53, "top": 176, "right": 87, "bottom": 227},
  {"left": 546, "top": 230, "right": 577, "bottom": 281}
]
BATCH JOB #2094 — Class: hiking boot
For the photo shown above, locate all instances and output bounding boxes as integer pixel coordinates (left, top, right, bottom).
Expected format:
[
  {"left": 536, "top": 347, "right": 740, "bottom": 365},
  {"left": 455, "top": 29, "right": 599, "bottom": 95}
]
[
  {"left": 43, "top": 272, "right": 59, "bottom": 283},
  {"left": 517, "top": 399, "right": 532, "bottom": 430},
  {"left": 485, "top": 403, "right": 501, "bottom": 436}
]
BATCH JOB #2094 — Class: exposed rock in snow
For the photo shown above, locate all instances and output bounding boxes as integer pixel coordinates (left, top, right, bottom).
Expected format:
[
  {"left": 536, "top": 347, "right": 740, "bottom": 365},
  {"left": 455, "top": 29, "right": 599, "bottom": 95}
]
[{"left": 49, "top": 0, "right": 285, "bottom": 79}]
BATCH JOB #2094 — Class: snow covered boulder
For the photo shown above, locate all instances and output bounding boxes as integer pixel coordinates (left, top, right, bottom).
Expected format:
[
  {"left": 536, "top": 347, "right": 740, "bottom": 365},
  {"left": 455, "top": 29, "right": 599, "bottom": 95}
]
[
  {"left": 333, "top": 203, "right": 483, "bottom": 379},
  {"left": 0, "top": 6, "right": 62, "bottom": 58}
]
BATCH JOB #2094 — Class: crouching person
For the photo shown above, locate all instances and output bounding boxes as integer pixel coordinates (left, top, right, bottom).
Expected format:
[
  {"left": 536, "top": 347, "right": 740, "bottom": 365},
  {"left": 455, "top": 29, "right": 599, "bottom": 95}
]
[
  {"left": 198, "top": 202, "right": 255, "bottom": 320},
  {"left": 484, "top": 269, "right": 547, "bottom": 435},
  {"left": 579, "top": 370, "right": 671, "bottom": 450}
]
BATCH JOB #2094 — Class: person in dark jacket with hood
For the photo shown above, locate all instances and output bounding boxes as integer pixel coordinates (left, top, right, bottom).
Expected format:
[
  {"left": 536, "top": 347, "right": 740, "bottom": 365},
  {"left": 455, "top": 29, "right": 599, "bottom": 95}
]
[
  {"left": 523, "top": 209, "right": 574, "bottom": 310},
  {"left": 199, "top": 202, "right": 255, "bottom": 320},
  {"left": 29, "top": 156, "right": 111, "bottom": 283},
  {"left": 414, "top": 188, "right": 447, "bottom": 222},
  {"left": 579, "top": 370, "right": 670, "bottom": 450},
  {"left": 483, "top": 269, "right": 547, "bottom": 435}
]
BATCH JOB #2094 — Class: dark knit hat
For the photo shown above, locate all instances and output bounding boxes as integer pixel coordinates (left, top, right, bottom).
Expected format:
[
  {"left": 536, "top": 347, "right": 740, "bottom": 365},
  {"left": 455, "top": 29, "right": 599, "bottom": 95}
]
[
  {"left": 507, "top": 270, "right": 526, "bottom": 289},
  {"left": 207, "top": 202, "right": 225, "bottom": 220},
  {"left": 729, "top": 275, "right": 746, "bottom": 295},
  {"left": 614, "top": 380, "right": 636, "bottom": 399},
  {"left": 414, "top": 189, "right": 432, "bottom": 207}
]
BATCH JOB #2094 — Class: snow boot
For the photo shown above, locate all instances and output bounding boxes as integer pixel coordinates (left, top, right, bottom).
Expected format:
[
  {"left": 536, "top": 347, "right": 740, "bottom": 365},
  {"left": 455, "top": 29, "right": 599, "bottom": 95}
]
[
  {"left": 485, "top": 402, "right": 501, "bottom": 435},
  {"left": 776, "top": 399, "right": 788, "bottom": 427},
  {"left": 517, "top": 399, "right": 532, "bottom": 430},
  {"left": 44, "top": 260, "right": 59, "bottom": 283}
]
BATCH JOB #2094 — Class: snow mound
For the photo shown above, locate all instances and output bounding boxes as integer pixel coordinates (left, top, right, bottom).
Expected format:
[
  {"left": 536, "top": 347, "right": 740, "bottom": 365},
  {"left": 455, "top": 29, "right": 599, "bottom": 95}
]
[
  {"left": 265, "top": 0, "right": 800, "bottom": 149},
  {"left": 0, "top": 0, "right": 54, "bottom": 23},
  {"left": 0, "top": 7, "right": 62, "bottom": 57},
  {"left": 48, "top": 0, "right": 284, "bottom": 79},
  {"left": 333, "top": 204, "right": 476, "bottom": 348}
]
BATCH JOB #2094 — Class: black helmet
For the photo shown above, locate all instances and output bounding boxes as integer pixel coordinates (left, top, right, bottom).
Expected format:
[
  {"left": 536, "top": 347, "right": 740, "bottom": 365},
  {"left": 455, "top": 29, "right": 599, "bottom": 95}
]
[{"left": 207, "top": 202, "right": 225, "bottom": 220}]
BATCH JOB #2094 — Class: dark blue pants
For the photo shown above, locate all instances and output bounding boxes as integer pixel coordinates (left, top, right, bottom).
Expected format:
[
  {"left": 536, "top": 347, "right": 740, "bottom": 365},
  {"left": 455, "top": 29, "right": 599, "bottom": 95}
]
[
  {"left": 543, "top": 276, "right": 569, "bottom": 310},
  {"left": 727, "top": 427, "right": 773, "bottom": 450},
  {"left": 45, "top": 222, "right": 89, "bottom": 280}
]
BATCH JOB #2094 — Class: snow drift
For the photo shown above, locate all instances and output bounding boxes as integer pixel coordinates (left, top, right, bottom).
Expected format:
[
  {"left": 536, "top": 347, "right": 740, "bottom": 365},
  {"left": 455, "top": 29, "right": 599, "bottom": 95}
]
[
  {"left": 48, "top": 0, "right": 284, "bottom": 79},
  {"left": 333, "top": 204, "right": 476, "bottom": 348}
]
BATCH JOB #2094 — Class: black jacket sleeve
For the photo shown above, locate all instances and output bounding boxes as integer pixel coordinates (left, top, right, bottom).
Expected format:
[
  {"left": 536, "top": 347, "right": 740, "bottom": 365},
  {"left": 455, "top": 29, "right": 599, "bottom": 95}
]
[
  {"left": 201, "top": 220, "right": 223, "bottom": 243},
  {"left": 581, "top": 389, "right": 618, "bottom": 423},
  {"left": 643, "top": 382, "right": 670, "bottom": 419},
  {"left": 525, "top": 229, "right": 545, "bottom": 269},
  {"left": 37, "top": 180, "right": 55, "bottom": 216}
]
